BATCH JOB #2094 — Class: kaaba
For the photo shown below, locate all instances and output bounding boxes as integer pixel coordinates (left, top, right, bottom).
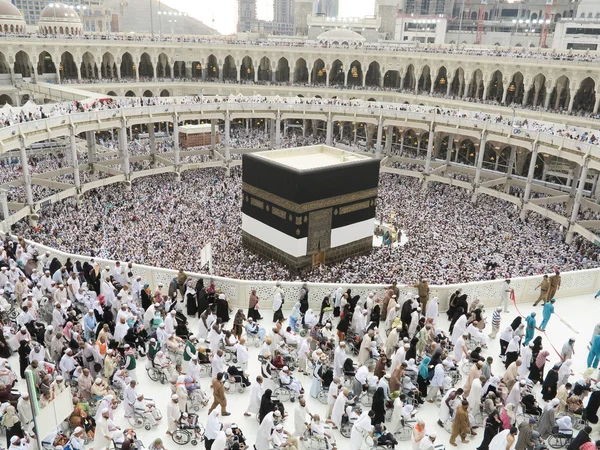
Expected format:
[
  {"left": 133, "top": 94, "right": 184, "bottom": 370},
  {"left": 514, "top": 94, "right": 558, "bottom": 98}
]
[{"left": 241, "top": 145, "right": 380, "bottom": 271}]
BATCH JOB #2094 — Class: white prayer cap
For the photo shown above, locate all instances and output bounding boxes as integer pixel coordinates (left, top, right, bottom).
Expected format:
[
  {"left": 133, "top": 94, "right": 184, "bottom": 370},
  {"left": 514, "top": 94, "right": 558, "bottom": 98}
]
[
  {"left": 10, "top": 436, "right": 19, "bottom": 443},
  {"left": 101, "top": 407, "right": 109, "bottom": 413},
  {"left": 171, "top": 394, "right": 178, "bottom": 400},
  {"left": 73, "top": 427, "right": 83, "bottom": 434},
  {"left": 219, "top": 294, "right": 225, "bottom": 300},
  {"left": 282, "top": 366, "right": 289, "bottom": 371}
]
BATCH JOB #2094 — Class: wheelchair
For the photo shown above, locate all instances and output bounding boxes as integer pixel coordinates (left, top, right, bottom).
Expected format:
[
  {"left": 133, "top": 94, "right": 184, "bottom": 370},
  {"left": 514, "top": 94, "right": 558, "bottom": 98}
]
[
  {"left": 128, "top": 405, "right": 163, "bottom": 431},
  {"left": 547, "top": 426, "right": 573, "bottom": 449},
  {"left": 111, "top": 383, "right": 125, "bottom": 401},
  {"left": 187, "top": 390, "right": 208, "bottom": 412},
  {"left": 364, "top": 431, "right": 399, "bottom": 450},
  {"left": 166, "top": 348, "right": 184, "bottom": 365},
  {"left": 246, "top": 332, "right": 263, "bottom": 348},
  {"left": 359, "top": 386, "right": 376, "bottom": 408},
  {"left": 461, "top": 359, "right": 474, "bottom": 376},
  {"left": 302, "top": 427, "right": 333, "bottom": 450},
  {"left": 146, "top": 362, "right": 170, "bottom": 384},
  {"left": 172, "top": 413, "right": 205, "bottom": 446},
  {"left": 316, "top": 387, "right": 329, "bottom": 405},
  {"left": 112, "top": 436, "right": 145, "bottom": 450},
  {"left": 565, "top": 410, "right": 587, "bottom": 430},
  {"left": 274, "top": 384, "right": 296, "bottom": 403},
  {"left": 446, "top": 368, "right": 462, "bottom": 386},
  {"left": 224, "top": 372, "right": 248, "bottom": 394},
  {"left": 393, "top": 416, "right": 416, "bottom": 441},
  {"left": 340, "top": 405, "right": 362, "bottom": 438}
]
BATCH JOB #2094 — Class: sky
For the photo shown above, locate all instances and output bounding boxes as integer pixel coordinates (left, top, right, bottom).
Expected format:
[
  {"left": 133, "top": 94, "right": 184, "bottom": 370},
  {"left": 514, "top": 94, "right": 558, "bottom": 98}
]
[{"left": 160, "top": 0, "right": 376, "bottom": 35}]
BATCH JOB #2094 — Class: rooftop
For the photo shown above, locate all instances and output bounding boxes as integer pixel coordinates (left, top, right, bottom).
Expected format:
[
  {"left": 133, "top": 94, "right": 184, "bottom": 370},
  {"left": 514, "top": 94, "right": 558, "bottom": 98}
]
[{"left": 252, "top": 145, "right": 371, "bottom": 171}]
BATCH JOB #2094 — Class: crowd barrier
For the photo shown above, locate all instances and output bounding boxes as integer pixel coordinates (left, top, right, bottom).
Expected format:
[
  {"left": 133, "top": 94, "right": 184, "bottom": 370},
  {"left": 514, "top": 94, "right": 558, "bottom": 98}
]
[{"left": 12, "top": 233, "right": 600, "bottom": 313}]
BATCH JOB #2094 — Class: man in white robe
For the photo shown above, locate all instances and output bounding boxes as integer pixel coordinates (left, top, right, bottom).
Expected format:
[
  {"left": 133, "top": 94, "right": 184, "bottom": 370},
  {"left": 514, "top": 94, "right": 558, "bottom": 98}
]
[
  {"left": 93, "top": 408, "right": 120, "bottom": 450},
  {"left": 244, "top": 376, "right": 264, "bottom": 416},
  {"left": 426, "top": 297, "right": 439, "bottom": 326},
  {"left": 294, "top": 397, "right": 311, "bottom": 437},
  {"left": 123, "top": 380, "right": 137, "bottom": 418},
  {"left": 167, "top": 395, "right": 180, "bottom": 434},
  {"left": 333, "top": 342, "right": 346, "bottom": 378},
  {"left": 254, "top": 410, "right": 281, "bottom": 450}
]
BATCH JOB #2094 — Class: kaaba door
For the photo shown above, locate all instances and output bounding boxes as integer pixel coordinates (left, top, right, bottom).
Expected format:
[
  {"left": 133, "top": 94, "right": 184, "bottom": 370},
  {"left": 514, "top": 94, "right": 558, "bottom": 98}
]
[{"left": 307, "top": 208, "right": 332, "bottom": 262}]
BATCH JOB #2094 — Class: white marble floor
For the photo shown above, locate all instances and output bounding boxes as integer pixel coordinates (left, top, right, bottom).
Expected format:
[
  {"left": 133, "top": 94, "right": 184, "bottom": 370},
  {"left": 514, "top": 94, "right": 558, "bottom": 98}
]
[{"left": 11, "top": 291, "right": 600, "bottom": 450}]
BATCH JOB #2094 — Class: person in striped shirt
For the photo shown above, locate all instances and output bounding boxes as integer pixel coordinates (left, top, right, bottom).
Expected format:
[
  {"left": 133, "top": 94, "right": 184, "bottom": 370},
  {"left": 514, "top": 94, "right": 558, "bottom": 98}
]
[{"left": 489, "top": 307, "right": 502, "bottom": 339}]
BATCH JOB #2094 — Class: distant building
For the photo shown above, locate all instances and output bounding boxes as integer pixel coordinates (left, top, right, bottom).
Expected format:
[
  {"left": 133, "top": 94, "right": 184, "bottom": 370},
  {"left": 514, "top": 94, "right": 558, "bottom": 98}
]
[
  {"left": 293, "top": 0, "right": 313, "bottom": 36},
  {"left": 12, "top": 0, "right": 110, "bottom": 31},
  {"left": 238, "top": 0, "right": 257, "bottom": 32},
  {"left": 105, "top": 0, "right": 218, "bottom": 35},
  {"left": 314, "top": 0, "right": 338, "bottom": 17},
  {"left": 307, "top": 15, "right": 381, "bottom": 42},
  {"left": 274, "top": 0, "right": 293, "bottom": 24}
]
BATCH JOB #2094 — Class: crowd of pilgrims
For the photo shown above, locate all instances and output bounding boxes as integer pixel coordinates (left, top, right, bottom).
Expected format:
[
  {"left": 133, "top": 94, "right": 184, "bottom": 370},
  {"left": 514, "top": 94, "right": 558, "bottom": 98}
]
[
  {"left": 0, "top": 239, "right": 598, "bottom": 450},
  {"left": 12, "top": 165, "right": 600, "bottom": 284}
]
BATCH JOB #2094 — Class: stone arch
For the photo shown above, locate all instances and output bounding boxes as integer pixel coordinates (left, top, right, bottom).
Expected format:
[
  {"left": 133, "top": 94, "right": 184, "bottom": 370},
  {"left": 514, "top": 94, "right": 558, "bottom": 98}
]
[
  {"left": 157, "top": 52, "right": 171, "bottom": 78},
  {"left": 174, "top": 61, "right": 188, "bottom": 79},
  {"left": 60, "top": 51, "right": 77, "bottom": 79},
  {"left": 383, "top": 70, "right": 400, "bottom": 88},
  {"left": 433, "top": 66, "right": 448, "bottom": 94},
  {"left": 207, "top": 54, "right": 218, "bottom": 79},
  {"left": 574, "top": 77, "right": 596, "bottom": 112},
  {"left": 549, "top": 75, "right": 570, "bottom": 110},
  {"left": 107, "top": 91, "right": 117, "bottom": 96},
  {"left": 365, "top": 61, "right": 381, "bottom": 87},
  {"left": 240, "top": 56, "right": 254, "bottom": 81},
  {"left": 450, "top": 68, "right": 465, "bottom": 96},
  {"left": 347, "top": 60, "right": 362, "bottom": 86},
  {"left": 506, "top": 71, "right": 525, "bottom": 105},
  {"left": 0, "top": 52, "right": 8, "bottom": 74},
  {"left": 418, "top": 65, "right": 432, "bottom": 93},
  {"left": 276, "top": 57, "right": 289, "bottom": 83},
  {"left": 468, "top": 68, "right": 484, "bottom": 99},
  {"left": 37, "top": 51, "right": 56, "bottom": 75},
  {"left": 14, "top": 50, "right": 32, "bottom": 78},
  {"left": 457, "top": 139, "right": 477, "bottom": 165},
  {"left": 143, "top": 89, "right": 153, "bottom": 97},
  {"left": 190, "top": 61, "right": 201, "bottom": 79},
  {"left": 487, "top": 70, "right": 504, "bottom": 102},
  {"left": 525, "top": 73, "right": 547, "bottom": 107},
  {"left": 312, "top": 58, "right": 326, "bottom": 84},
  {"left": 294, "top": 58, "right": 308, "bottom": 83},
  {"left": 223, "top": 55, "right": 236, "bottom": 81},
  {"left": 125, "top": 90, "right": 136, "bottom": 97},
  {"left": 0, "top": 94, "right": 12, "bottom": 106},
  {"left": 403, "top": 64, "right": 416, "bottom": 91},
  {"left": 80, "top": 52, "right": 97, "bottom": 79},
  {"left": 120, "top": 52, "right": 135, "bottom": 78},
  {"left": 138, "top": 52, "right": 153, "bottom": 78},
  {"left": 257, "top": 56, "right": 271, "bottom": 82},
  {"left": 160, "top": 89, "right": 170, "bottom": 97},
  {"left": 101, "top": 52, "right": 116, "bottom": 79},
  {"left": 330, "top": 59, "right": 344, "bottom": 85}
]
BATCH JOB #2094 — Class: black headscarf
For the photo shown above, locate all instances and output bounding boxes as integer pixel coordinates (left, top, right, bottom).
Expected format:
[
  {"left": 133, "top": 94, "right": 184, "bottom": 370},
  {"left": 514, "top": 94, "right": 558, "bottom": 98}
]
[
  {"left": 258, "top": 389, "right": 273, "bottom": 423},
  {"left": 371, "top": 387, "right": 386, "bottom": 425}
]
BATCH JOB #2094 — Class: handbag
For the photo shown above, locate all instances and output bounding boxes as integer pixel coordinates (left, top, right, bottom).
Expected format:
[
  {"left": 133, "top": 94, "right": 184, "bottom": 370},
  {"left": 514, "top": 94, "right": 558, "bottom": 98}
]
[{"left": 85, "top": 355, "right": 95, "bottom": 363}]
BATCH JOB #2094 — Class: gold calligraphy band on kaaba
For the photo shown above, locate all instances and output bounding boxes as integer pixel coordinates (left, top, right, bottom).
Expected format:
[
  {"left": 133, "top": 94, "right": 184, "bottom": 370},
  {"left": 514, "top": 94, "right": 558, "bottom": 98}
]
[{"left": 242, "top": 182, "right": 378, "bottom": 214}]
